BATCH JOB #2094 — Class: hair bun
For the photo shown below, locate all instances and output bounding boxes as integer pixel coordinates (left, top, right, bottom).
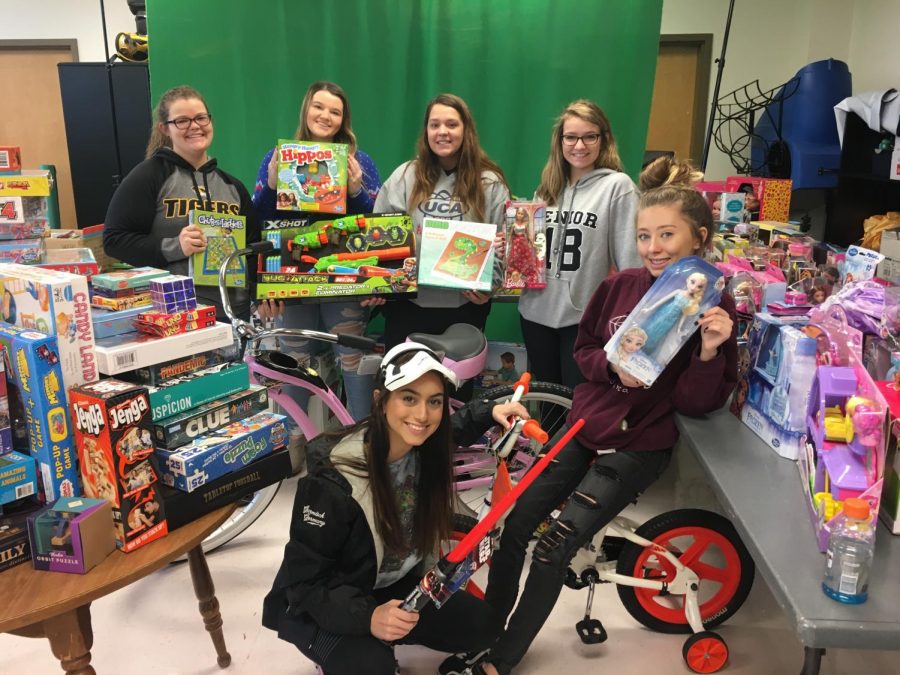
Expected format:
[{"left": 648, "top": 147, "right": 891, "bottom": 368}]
[{"left": 639, "top": 156, "right": 703, "bottom": 191}]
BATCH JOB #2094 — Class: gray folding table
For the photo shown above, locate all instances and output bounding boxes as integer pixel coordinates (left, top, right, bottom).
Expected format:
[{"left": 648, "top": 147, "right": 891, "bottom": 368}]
[{"left": 676, "top": 409, "right": 900, "bottom": 675}]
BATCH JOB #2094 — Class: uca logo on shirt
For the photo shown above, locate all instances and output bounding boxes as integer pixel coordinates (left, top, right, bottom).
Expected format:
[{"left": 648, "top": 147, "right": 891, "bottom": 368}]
[{"left": 418, "top": 189, "right": 464, "bottom": 220}]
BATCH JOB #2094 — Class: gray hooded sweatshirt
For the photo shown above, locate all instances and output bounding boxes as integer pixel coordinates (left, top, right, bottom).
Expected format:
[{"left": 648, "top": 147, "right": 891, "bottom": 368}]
[
  {"left": 374, "top": 160, "right": 510, "bottom": 308},
  {"left": 518, "top": 168, "right": 640, "bottom": 328}
]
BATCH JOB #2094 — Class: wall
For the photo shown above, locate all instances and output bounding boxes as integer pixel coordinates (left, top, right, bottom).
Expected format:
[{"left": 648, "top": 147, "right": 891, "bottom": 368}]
[
  {"left": 0, "top": 0, "right": 135, "bottom": 62},
  {"left": 847, "top": 0, "right": 900, "bottom": 93}
]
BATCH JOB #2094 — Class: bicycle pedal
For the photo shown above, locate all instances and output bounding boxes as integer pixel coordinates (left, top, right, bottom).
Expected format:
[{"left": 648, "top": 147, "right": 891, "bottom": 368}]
[{"left": 575, "top": 618, "right": 608, "bottom": 645}]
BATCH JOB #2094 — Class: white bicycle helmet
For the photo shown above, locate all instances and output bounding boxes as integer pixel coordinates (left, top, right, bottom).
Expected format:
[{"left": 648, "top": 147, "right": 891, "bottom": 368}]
[{"left": 380, "top": 342, "right": 459, "bottom": 391}]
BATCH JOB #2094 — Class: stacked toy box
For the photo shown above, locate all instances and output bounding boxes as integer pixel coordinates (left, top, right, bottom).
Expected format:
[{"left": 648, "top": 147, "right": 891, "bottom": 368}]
[{"left": 0, "top": 169, "right": 52, "bottom": 262}]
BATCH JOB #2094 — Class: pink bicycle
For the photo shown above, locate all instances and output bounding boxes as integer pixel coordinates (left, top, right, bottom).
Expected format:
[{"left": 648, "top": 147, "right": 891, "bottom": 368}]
[{"left": 198, "top": 241, "right": 574, "bottom": 553}]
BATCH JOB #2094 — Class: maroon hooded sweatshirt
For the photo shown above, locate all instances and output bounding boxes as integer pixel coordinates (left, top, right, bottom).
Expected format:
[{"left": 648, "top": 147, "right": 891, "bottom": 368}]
[{"left": 568, "top": 267, "right": 738, "bottom": 452}]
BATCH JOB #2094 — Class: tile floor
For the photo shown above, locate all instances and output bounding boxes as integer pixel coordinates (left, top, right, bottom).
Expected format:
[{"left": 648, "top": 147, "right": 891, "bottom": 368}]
[{"left": 2, "top": 448, "right": 897, "bottom": 675}]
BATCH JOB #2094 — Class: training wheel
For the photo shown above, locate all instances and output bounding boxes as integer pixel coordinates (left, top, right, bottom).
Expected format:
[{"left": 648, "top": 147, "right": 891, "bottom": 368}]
[{"left": 682, "top": 631, "right": 728, "bottom": 673}]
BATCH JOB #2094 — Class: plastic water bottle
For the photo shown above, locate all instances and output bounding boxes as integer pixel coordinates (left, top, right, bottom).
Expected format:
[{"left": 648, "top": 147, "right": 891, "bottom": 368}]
[
  {"left": 786, "top": 336, "right": 818, "bottom": 432},
  {"left": 822, "top": 498, "right": 875, "bottom": 604}
]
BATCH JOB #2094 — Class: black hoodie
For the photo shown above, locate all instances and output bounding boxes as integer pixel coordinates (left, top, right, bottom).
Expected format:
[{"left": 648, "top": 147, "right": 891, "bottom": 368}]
[{"left": 103, "top": 147, "right": 260, "bottom": 319}]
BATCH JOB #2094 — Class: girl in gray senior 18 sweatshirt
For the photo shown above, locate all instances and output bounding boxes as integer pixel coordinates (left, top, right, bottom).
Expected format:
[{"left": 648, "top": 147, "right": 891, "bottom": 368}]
[
  {"left": 374, "top": 94, "right": 510, "bottom": 370},
  {"left": 517, "top": 100, "right": 640, "bottom": 390}
]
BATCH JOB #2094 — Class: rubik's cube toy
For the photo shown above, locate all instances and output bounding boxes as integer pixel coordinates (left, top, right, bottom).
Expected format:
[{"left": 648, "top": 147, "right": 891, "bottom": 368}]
[{"left": 149, "top": 275, "right": 197, "bottom": 314}]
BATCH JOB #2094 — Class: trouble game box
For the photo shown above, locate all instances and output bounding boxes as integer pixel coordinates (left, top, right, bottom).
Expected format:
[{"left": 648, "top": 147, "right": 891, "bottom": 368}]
[
  {"left": 69, "top": 379, "right": 169, "bottom": 552},
  {"left": 157, "top": 411, "right": 288, "bottom": 492},
  {"left": 275, "top": 140, "right": 348, "bottom": 214},
  {"left": 0, "top": 264, "right": 98, "bottom": 389},
  {"left": 0, "top": 325, "right": 80, "bottom": 502},
  {"left": 255, "top": 214, "right": 417, "bottom": 301},
  {"left": 152, "top": 384, "right": 269, "bottom": 449}
]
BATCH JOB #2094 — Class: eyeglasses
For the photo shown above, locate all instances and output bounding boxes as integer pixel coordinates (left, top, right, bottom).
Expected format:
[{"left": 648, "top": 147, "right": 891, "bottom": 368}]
[
  {"left": 166, "top": 113, "right": 212, "bottom": 130},
  {"left": 561, "top": 133, "right": 601, "bottom": 147}
]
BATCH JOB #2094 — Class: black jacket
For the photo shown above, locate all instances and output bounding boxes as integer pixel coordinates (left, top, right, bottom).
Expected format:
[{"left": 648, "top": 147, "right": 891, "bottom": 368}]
[{"left": 262, "top": 397, "right": 497, "bottom": 638}]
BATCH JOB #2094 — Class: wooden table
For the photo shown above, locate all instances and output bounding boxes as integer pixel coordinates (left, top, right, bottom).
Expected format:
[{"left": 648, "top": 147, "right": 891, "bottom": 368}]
[{"left": 0, "top": 506, "right": 235, "bottom": 675}]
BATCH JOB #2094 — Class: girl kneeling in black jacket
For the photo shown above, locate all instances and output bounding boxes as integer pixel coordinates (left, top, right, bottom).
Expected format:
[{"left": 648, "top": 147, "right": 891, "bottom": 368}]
[{"left": 263, "top": 342, "right": 527, "bottom": 674}]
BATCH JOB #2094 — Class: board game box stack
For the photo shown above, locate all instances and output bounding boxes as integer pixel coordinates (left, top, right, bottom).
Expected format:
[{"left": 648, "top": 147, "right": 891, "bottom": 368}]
[
  {"left": 188, "top": 210, "right": 247, "bottom": 288},
  {"left": 255, "top": 213, "right": 418, "bottom": 301},
  {"left": 0, "top": 168, "right": 53, "bottom": 253},
  {"left": 275, "top": 140, "right": 349, "bottom": 214},
  {"left": 36, "top": 248, "right": 99, "bottom": 279},
  {"left": 91, "top": 266, "right": 170, "bottom": 312},
  {"left": 69, "top": 379, "right": 168, "bottom": 552},
  {"left": 43, "top": 225, "right": 118, "bottom": 273}
]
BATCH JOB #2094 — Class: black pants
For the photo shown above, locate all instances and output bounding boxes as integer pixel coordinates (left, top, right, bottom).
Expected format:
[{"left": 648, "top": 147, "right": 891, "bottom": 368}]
[
  {"left": 484, "top": 428, "right": 671, "bottom": 674},
  {"left": 381, "top": 299, "right": 492, "bottom": 402},
  {"left": 279, "top": 570, "right": 500, "bottom": 675},
  {"left": 519, "top": 317, "right": 585, "bottom": 390}
]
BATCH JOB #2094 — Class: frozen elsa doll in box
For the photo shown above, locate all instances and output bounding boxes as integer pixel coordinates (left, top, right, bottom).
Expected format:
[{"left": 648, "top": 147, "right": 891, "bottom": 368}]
[{"left": 640, "top": 271, "right": 708, "bottom": 355}]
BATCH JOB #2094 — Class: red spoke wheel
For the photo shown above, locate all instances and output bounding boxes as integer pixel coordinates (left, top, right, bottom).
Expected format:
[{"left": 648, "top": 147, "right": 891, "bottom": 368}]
[
  {"left": 616, "top": 509, "right": 754, "bottom": 634},
  {"left": 441, "top": 514, "right": 486, "bottom": 598},
  {"left": 683, "top": 631, "right": 729, "bottom": 673}
]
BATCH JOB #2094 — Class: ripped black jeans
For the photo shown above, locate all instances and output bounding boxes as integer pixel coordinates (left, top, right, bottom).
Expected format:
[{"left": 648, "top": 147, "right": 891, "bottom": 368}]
[{"left": 483, "top": 427, "right": 671, "bottom": 674}]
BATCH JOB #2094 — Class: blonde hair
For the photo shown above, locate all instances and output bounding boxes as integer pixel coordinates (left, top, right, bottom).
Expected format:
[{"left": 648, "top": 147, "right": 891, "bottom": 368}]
[
  {"left": 408, "top": 93, "right": 507, "bottom": 223},
  {"left": 639, "top": 156, "right": 704, "bottom": 191},
  {"left": 683, "top": 272, "right": 709, "bottom": 314},
  {"left": 294, "top": 81, "right": 358, "bottom": 154},
  {"left": 639, "top": 185, "right": 714, "bottom": 252},
  {"left": 536, "top": 100, "right": 623, "bottom": 206},
  {"left": 618, "top": 326, "right": 648, "bottom": 358},
  {"left": 145, "top": 85, "right": 209, "bottom": 159}
]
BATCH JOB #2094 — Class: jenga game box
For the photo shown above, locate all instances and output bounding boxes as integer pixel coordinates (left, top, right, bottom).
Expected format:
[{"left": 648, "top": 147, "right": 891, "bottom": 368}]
[
  {"left": 255, "top": 214, "right": 417, "bottom": 301},
  {"left": 0, "top": 325, "right": 80, "bottom": 502},
  {"left": 0, "top": 263, "right": 99, "bottom": 390},
  {"left": 275, "top": 140, "right": 348, "bottom": 214},
  {"left": 69, "top": 379, "right": 168, "bottom": 552}
]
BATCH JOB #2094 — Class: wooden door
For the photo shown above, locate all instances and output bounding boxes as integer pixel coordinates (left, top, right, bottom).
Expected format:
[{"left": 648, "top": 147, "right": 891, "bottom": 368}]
[
  {"left": 0, "top": 41, "right": 77, "bottom": 228},
  {"left": 645, "top": 36, "right": 712, "bottom": 163}
]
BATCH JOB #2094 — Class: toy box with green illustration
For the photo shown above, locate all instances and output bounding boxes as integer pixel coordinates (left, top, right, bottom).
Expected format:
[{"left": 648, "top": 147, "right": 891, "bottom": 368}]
[
  {"left": 418, "top": 218, "right": 497, "bottom": 292},
  {"left": 0, "top": 263, "right": 98, "bottom": 389},
  {"left": 276, "top": 140, "right": 348, "bottom": 214},
  {"left": 604, "top": 257, "right": 724, "bottom": 387},
  {"left": 146, "top": 362, "right": 250, "bottom": 421},
  {"left": 69, "top": 379, "right": 168, "bottom": 552},
  {"left": 27, "top": 496, "right": 116, "bottom": 573},
  {"left": 0, "top": 325, "right": 79, "bottom": 502},
  {"left": 188, "top": 209, "right": 247, "bottom": 288},
  {"left": 255, "top": 214, "right": 417, "bottom": 301},
  {"left": 503, "top": 201, "right": 547, "bottom": 289},
  {"left": 157, "top": 411, "right": 288, "bottom": 493}
]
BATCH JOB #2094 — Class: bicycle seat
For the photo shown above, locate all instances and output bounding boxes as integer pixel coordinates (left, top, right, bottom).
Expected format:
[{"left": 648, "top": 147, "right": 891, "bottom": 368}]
[{"left": 408, "top": 324, "right": 488, "bottom": 382}]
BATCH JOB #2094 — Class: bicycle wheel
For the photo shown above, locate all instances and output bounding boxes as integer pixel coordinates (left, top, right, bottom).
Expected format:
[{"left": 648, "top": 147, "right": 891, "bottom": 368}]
[
  {"left": 172, "top": 482, "right": 282, "bottom": 562},
  {"left": 481, "top": 381, "right": 573, "bottom": 440},
  {"left": 615, "top": 509, "right": 755, "bottom": 634}
]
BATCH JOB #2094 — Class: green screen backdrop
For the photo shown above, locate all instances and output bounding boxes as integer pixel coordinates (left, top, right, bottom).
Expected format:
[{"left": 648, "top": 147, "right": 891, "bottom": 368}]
[{"left": 146, "top": 0, "right": 662, "bottom": 341}]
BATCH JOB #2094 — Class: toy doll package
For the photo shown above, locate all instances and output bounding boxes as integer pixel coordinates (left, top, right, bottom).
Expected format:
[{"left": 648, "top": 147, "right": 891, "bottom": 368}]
[
  {"left": 605, "top": 256, "right": 724, "bottom": 386},
  {"left": 275, "top": 140, "right": 348, "bottom": 214},
  {"left": 503, "top": 200, "right": 546, "bottom": 289}
]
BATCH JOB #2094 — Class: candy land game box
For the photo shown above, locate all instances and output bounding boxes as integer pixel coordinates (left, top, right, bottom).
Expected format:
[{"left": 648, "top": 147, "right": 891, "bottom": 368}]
[
  {"left": 256, "top": 214, "right": 417, "bottom": 301},
  {"left": 275, "top": 140, "right": 348, "bottom": 214}
]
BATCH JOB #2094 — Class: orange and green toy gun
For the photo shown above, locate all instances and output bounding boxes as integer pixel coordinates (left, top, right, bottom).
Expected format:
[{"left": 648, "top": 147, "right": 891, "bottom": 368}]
[
  {"left": 303, "top": 246, "right": 411, "bottom": 273},
  {"left": 329, "top": 215, "right": 367, "bottom": 234},
  {"left": 288, "top": 229, "right": 329, "bottom": 251}
]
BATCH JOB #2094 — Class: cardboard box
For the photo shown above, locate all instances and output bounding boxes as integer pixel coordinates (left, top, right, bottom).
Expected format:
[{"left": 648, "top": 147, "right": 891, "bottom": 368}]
[
  {"left": 69, "top": 379, "right": 168, "bottom": 552},
  {"left": 0, "top": 326, "right": 80, "bottom": 502},
  {"left": 255, "top": 214, "right": 417, "bottom": 301},
  {"left": 0, "top": 171, "right": 52, "bottom": 197},
  {"left": 276, "top": 140, "right": 348, "bottom": 214},
  {"left": 0, "top": 504, "right": 39, "bottom": 572},
  {"left": 0, "top": 239, "right": 41, "bottom": 264},
  {"left": 152, "top": 384, "right": 269, "bottom": 449},
  {"left": 122, "top": 348, "right": 229, "bottom": 386},
  {"left": 157, "top": 411, "right": 287, "bottom": 492},
  {"left": 36, "top": 248, "right": 99, "bottom": 278},
  {"left": 0, "top": 263, "right": 99, "bottom": 389},
  {"left": 147, "top": 362, "right": 249, "bottom": 421},
  {"left": 91, "top": 267, "right": 170, "bottom": 292},
  {"left": 94, "top": 322, "right": 234, "bottom": 376},
  {"left": 160, "top": 448, "right": 291, "bottom": 530},
  {"left": 0, "top": 451, "right": 37, "bottom": 505},
  {"left": 91, "top": 292, "right": 152, "bottom": 312},
  {"left": 0, "top": 147, "right": 22, "bottom": 174},
  {"left": 43, "top": 226, "right": 118, "bottom": 273},
  {"left": 0, "top": 345, "right": 10, "bottom": 454},
  {"left": 725, "top": 176, "right": 793, "bottom": 223},
  {"left": 91, "top": 306, "right": 142, "bottom": 340},
  {"left": 0, "top": 196, "right": 48, "bottom": 241},
  {"left": 28, "top": 497, "right": 116, "bottom": 573},
  {"left": 419, "top": 218, "right": 497, "bottom": 292}
]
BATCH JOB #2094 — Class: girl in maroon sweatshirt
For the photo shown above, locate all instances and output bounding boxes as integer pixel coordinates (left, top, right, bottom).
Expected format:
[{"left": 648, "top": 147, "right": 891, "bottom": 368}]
[{"left": 456, "top": 162, "right": 738, "bottom": 675}]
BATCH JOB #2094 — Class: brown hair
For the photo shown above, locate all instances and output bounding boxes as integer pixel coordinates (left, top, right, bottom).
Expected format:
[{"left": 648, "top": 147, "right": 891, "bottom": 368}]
[
  {"left": 294, "top": 81, "right": 357, "bottom": 154},
  {"left": 330, "top": 351, "right": 454, "bottom": 556},
  {"left": 145, "top": 85, "right": 209, "bottom": 159},
  {"left": 536, "top": 100, "right": 623, "bottom": 206},
  {"left": 639, "top": 156, "right": 704, "bottom": 191},
  {"left": 408, "top": 93, "right": 507, "bottom": 223},
  {"left": 639, "top": 185, "right": 714, "bottom": 251}
]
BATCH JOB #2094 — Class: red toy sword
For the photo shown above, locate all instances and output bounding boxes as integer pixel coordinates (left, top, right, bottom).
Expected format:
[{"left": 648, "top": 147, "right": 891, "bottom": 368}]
[{"left": 401, "top": 418, "right": 585, "bottom": 611}]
